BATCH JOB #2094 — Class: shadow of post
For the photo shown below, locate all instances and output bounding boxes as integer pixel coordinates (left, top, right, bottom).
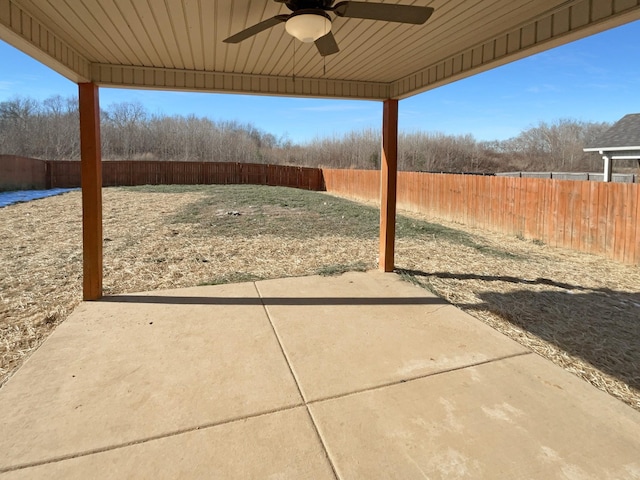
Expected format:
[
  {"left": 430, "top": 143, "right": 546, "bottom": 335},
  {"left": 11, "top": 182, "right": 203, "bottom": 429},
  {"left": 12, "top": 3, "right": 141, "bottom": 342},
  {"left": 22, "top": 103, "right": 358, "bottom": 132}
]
[{"left": 396, "top": 268, "right": 640, "bottom": 392}]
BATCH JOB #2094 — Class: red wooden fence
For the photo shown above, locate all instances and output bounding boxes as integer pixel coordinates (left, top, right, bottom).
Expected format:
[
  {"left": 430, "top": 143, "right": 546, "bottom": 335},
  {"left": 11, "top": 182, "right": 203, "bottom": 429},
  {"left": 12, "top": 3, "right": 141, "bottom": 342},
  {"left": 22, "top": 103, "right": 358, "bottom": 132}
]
[
  {"left": 323, "top": 169, "right": 640, "bottom": 265},
  {"left": 48, "top": 161, "right": 324, "bottom": 191},
  {"left": 322, "top": 168, "right": 381, "bottom": 203},
  {"left": 0, "top": 155, "right": 48, "bottom": 190},
  {"left": 4, "top": 159, "right": 638, "bottom": 264}
]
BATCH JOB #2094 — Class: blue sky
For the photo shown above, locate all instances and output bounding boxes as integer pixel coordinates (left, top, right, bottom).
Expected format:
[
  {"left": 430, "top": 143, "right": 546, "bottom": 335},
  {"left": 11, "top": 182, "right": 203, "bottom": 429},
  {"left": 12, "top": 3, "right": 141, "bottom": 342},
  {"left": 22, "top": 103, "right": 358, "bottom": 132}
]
[{"left": 1, "top": 18, "right": 639, "bottom": 144}]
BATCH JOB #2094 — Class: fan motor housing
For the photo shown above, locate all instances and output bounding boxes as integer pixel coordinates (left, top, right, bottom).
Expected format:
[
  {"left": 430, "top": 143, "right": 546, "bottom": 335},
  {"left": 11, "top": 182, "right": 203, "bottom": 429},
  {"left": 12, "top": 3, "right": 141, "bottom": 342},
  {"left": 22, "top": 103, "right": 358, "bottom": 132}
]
[{"left": 284, "top": 0, "right": 334, "bottom": 12}]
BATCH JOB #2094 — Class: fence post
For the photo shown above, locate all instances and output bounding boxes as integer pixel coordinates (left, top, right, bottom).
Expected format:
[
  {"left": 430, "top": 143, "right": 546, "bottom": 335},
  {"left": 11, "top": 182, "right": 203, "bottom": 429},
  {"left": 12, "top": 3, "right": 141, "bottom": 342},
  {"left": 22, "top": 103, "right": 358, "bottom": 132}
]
[{"left": 45, "top": 161, "right": 52, "bottom": 189}]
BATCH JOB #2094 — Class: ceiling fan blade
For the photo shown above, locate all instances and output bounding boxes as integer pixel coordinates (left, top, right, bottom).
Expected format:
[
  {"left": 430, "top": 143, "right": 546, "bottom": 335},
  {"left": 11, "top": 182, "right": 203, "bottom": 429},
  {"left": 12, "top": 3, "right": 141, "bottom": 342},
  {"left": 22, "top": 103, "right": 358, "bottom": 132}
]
[
  {"left": 224, "top": 15, "right": 289, "bottom": 43},
  {"left": 333, "top": 2, "right": 433, "bottom": 24},
  {"left": 315, "top": 31, "right": 340, "bottom": 56}
]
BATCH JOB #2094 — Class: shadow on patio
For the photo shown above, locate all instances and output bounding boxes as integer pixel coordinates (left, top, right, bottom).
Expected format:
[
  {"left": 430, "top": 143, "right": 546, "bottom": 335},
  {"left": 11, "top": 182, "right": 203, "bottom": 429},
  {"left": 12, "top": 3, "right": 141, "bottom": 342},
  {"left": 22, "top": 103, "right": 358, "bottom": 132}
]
[
  {"left": 397, "top": 268, "right": 640, "bottom": 395},
  {"left": 102, "top": 295, "right": 450, "bottom": 306}
]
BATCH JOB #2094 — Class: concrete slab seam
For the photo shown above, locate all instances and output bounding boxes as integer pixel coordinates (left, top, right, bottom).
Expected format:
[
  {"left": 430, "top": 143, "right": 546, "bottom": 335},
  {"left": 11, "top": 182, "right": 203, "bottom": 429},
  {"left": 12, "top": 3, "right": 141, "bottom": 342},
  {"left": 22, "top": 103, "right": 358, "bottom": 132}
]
[
  {"left": 305, "top": 405, "right": 348, "bottom": 480},
  {"left": 253, "top": 281, "right": 340, "bottom": 480},
  {"left": 307, "top": 351, "right": 534, "bottom": 406},
  {"left": 0, "top": 402, "right": 305, "bottom": 475}
]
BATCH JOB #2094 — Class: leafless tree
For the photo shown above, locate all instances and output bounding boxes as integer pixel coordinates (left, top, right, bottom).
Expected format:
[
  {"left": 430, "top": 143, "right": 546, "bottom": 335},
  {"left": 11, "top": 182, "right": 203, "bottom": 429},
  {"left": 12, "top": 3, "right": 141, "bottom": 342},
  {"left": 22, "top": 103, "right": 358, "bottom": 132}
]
[
  {"left": 0, "top": 95, "right": 620, "bottom": 175},
  {"left": 503, "top": 119, "right": 610, "bottom": 171}
]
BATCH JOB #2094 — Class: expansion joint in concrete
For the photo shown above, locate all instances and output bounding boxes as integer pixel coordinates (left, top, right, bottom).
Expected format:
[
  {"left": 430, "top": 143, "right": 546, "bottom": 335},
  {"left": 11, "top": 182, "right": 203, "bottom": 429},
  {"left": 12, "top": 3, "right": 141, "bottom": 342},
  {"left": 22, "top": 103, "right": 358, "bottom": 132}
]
[{"left": 253, "top": 281, "right": 341, "bottom": 480}]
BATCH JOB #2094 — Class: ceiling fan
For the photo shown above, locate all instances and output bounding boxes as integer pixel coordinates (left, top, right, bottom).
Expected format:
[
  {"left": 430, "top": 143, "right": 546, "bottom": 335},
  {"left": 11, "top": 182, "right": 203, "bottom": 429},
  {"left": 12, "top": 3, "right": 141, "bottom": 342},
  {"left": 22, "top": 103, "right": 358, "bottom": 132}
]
[{"left": 223, "top": 1, "right": 434, "bottom": 56}]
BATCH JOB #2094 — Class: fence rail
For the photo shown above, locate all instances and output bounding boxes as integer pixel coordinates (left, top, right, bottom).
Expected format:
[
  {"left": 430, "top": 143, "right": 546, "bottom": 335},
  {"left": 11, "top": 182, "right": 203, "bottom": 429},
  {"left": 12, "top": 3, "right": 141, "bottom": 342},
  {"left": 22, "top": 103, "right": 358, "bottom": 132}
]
[
  {"left": 496, "top": 171, "right": 639, "bottom": 183},
  {"left": 323, "top": 168, "right": 640, "bottom": 265}
]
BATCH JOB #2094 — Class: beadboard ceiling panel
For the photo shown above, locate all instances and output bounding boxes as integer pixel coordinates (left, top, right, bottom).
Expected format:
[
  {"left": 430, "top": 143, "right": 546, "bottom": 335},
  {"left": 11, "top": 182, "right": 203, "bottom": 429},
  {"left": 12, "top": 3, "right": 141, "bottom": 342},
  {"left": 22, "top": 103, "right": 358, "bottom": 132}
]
[{"left": 1, "top": 0, "right": 639, "bottom": 99}]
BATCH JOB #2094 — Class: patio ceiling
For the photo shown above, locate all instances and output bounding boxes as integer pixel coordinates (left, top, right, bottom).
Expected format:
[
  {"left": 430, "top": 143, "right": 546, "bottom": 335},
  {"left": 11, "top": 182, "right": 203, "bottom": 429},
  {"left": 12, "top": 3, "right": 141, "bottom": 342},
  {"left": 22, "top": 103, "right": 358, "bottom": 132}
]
[{"left": 1, "top": 0, "right": 639, "bottom": 100}]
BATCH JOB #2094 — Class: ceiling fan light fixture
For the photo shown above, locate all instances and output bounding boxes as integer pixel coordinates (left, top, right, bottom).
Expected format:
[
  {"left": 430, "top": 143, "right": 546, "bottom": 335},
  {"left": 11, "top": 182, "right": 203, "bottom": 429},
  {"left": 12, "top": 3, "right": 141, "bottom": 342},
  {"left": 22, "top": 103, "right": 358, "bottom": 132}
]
[{"left": 285, "top": 11, "right": 331, "bottom": 43}]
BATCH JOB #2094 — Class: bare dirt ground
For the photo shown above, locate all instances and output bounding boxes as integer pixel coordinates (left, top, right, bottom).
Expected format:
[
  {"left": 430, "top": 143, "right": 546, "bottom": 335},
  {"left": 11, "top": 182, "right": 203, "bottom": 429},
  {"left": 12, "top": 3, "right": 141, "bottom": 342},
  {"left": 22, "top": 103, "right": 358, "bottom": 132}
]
[{"left": 1, "top": 185, "right": 638, "bottom": 412}]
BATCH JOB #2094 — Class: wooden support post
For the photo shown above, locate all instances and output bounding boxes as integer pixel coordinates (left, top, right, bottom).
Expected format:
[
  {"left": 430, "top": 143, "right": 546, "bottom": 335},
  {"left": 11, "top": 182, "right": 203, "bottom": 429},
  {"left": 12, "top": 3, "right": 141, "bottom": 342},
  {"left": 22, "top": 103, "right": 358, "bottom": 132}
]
[
  {"left": 379, "top": 99, "right": 398, "bottom": 272},
  {"left": 79, "top": 83, "right": 103, "bottom": 300}
]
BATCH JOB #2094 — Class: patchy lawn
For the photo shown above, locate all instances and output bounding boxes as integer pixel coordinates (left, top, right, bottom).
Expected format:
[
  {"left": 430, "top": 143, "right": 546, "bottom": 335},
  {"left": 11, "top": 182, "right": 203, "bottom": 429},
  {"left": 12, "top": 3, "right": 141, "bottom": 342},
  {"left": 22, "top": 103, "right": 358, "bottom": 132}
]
[{"left": 1, "top": 184, "right": 638, "bottom": 411}]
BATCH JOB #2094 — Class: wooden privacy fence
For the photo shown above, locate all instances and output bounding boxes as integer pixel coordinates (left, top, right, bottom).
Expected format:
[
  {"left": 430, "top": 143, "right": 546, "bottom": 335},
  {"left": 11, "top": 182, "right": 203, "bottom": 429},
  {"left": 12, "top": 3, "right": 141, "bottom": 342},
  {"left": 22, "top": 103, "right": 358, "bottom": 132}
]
[
  {"left": 4, "top": 158, "right": 638, "bottom": 264},
  {"left": 323, "top": 169, "right": 640, "bottom": 265},
  {"left": 0, "top": 155, "right": 49, "bottom": 190},
  {"left": 48, "top": 161, "right": 324, "bottom": 190}
]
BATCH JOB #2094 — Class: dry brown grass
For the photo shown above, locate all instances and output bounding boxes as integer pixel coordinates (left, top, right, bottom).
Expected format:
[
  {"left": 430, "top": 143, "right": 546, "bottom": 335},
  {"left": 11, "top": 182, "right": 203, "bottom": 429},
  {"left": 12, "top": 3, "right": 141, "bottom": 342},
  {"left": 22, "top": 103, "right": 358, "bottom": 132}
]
[
  {"left": 1, "top": 185, "right": 639, "bottom": 412},
  {"left": 394, "top": 225, "right": 640, "bottom": 410}
]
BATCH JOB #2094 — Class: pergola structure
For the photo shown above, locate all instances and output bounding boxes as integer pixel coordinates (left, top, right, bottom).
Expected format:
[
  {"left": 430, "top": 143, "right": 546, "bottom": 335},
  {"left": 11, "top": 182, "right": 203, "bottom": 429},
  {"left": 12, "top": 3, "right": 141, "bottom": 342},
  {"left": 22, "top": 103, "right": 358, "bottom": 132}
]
[
  {"left": 1, "top": 0, "right": 639, "bottom": 300},
  {"left": 584, "top": 113, "right": 640, "bottom": 182}
]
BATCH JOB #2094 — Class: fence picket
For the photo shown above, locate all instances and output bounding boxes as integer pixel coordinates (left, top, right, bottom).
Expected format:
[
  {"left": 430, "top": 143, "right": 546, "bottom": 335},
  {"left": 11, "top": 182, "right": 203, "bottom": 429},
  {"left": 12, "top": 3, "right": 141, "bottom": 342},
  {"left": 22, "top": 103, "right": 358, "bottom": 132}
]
[{"left": 322, "top": 169, "right": 639, "bottom": 265}]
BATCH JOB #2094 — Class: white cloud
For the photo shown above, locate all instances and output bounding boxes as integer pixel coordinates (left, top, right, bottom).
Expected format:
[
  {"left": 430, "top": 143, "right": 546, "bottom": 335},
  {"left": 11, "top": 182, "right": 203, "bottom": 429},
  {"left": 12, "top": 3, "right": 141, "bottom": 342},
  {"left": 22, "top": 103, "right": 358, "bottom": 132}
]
[
  {"left": 583, "top": 82, "right": 624, "bottom": 90},
  {"left": 399, "top": 108, "right": 428, "bottom": 118},
  {"left": 526, "top": 84, "right": 561, "bottom": 94},
  {"left": 0, "top": 81, "right": 15, "bottom": 91}
]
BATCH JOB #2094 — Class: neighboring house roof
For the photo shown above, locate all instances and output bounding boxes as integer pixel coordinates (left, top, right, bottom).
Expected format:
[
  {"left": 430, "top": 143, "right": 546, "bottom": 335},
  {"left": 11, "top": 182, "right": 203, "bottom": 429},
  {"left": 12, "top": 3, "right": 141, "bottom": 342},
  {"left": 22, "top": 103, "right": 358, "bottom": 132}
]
[{"left": 584, "top": 114, "right": 640, "bottom": 151}]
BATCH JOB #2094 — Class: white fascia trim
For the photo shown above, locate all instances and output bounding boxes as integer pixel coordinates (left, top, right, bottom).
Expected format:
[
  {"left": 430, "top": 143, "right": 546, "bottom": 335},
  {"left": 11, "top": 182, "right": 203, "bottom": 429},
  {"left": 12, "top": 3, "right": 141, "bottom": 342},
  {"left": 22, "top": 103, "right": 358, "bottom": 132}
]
[{"left": 583, "top": 146, "right": 640, "bottom": 152}]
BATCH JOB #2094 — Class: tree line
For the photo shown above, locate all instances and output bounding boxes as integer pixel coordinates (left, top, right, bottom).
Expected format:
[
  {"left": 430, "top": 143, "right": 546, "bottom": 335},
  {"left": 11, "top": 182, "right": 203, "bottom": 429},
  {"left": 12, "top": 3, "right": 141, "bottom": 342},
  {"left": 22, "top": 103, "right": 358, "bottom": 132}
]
[{"left": 0, "top": 95, "right": 613, "bottom": 173}]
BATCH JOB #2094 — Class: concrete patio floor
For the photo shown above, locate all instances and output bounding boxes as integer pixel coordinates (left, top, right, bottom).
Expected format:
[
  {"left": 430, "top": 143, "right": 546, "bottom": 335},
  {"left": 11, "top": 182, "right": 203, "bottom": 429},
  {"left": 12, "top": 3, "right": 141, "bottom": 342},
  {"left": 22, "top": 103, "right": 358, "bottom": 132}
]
[{"left": 1, "top": 271, "right": 639, "bottom": 479}]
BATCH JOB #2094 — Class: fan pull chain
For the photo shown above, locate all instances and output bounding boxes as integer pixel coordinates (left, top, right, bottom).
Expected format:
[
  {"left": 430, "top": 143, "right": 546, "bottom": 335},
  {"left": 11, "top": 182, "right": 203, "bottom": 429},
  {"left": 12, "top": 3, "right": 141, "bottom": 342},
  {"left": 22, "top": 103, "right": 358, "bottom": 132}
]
[{"left": 323, "top": 17, "right": 328, "bottom": 76}]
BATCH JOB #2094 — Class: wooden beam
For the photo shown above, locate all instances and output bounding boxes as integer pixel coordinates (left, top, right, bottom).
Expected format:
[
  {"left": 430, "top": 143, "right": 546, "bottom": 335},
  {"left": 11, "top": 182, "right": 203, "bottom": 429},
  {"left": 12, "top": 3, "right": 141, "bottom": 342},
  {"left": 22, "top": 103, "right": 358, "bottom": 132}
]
[
  {"left": 79, "top": 83, "right": 103, "bottom": 300},
  {"left": 379, "top": 99, "right": 398, "bottom": 272}
]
